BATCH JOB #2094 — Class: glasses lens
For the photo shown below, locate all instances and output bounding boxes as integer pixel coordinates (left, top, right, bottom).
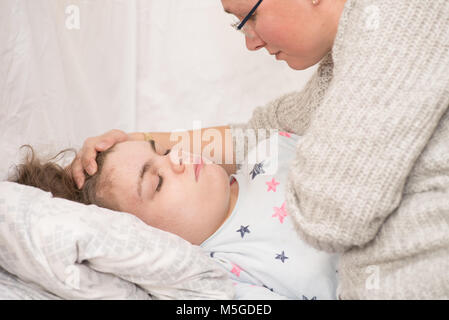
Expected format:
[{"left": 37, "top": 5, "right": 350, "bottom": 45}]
[
  {"left": 228, "top": 16, "right": 256, "bottom": 38},
  {"left": 230, "top": 17, "right": 241, "bottom": 30}
]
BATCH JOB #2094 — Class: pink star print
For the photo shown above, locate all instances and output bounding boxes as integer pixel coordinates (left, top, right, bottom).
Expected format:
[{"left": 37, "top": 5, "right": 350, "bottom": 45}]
[
  {"left": 279, "top": 131, "right": 291, "bottom": 138},
  {"left": 266, "top": 178, "right": 280, "bottom": 192},
  {"left": 272, "top": 202, "right": 288, "bottom": 224},
  {"left": 231, "top": 263, "right": 242, "bottom": 277}
]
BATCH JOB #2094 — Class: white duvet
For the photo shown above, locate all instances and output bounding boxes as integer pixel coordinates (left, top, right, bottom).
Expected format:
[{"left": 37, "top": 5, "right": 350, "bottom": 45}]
[{"left": 0, "top": 181, "right": 234, "bottom": 300}]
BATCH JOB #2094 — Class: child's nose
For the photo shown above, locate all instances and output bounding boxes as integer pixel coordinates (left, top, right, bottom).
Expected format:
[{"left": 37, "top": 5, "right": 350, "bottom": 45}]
[
  {"left": 169, "top": 151, "right": 184, "bottom": 173},
  {"left": 168, "top": 149, "right": 197, "bottom": 173}
]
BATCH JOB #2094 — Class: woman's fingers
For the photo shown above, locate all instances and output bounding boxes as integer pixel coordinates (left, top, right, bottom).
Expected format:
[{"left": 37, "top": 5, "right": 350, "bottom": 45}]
[
  {"left": 81, "top": 144, "right": 99, "bottom": 176},
  {"left": 71, "top": 156, "right": 86, "bottom": 189},
  {"left": 72, "top": 129, "right": 129, "bottom": 189},
  {"left": 95, "top": 130, "right": 128, "bottom": 151},
  {"left": 95, "top": 141, "right": 110, "bottom": 151}
]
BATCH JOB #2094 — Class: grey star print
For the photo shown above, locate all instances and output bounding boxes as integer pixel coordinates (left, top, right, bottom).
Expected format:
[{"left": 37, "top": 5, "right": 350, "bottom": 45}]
[
  {"left": 236, "top": 225, "right": 250, "bottom": 238},
  {"left": 249, "top": 160, "right": 265, "bottom": 180},
  {"left": 275, "top": 251, "right": 289, "bottom": 263}
]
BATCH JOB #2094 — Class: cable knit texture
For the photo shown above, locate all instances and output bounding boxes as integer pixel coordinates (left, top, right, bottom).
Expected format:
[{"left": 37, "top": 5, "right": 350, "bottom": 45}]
[{"left": 230, "top": 0, "right": 449, "bottom": 299}]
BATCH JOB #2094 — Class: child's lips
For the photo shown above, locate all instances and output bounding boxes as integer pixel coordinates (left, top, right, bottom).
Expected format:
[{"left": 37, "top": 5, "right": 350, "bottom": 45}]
[{"left": 194, "top": 156, "right": 203, "bottom": 182}]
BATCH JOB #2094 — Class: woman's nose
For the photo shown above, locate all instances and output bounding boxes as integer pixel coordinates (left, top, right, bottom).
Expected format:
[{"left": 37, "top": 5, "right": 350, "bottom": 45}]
[{"left": 245, "top": 32, "right": 266, "bottom": 51}]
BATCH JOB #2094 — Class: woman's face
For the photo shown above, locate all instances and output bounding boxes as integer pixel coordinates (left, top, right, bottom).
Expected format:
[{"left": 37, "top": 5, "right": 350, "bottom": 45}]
[
  {"left": 100, "top": 140, "right": 234, "bottom": 245},
  {"left": 221, "top": 0, "right": 344, "bottom": 70}
]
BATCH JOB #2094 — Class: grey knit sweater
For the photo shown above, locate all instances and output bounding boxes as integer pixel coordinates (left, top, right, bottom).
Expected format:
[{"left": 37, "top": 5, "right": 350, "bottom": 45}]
[{"left": 230, "top": 0, "right": 449, "bottom": 299}]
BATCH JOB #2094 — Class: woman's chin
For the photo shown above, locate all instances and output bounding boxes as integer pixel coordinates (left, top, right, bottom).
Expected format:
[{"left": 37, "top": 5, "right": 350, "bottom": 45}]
[
  {"left": 285, "top": 59, "right": 309, "bottom": 70},
  {"left": 282, "top": 55, "right": 319, "bottom": 70}
]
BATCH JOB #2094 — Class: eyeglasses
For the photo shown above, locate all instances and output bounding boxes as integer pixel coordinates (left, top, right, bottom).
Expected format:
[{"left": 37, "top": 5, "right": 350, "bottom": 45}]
[{"left": 230, "top": 0, "right": 263, "bottom": 38}]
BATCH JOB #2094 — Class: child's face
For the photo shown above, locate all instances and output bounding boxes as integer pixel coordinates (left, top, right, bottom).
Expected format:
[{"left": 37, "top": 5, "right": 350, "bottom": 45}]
[{"left": 101, "top": 140, "right": 234, "bottom": 245}]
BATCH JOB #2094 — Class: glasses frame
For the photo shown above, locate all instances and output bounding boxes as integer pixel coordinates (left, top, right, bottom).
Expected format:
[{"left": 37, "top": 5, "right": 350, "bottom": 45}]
[{"left": 235, "top": 0, "right": 264, "bottom": 31}]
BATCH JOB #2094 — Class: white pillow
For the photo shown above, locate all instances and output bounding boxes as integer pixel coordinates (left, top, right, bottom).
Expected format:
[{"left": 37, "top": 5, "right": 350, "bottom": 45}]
[{"left": 0, "top": 181, "right": 234, "bottom": 300}]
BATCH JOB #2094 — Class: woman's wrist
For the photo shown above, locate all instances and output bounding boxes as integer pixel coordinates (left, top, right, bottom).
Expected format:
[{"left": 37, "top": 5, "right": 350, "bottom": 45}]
[
  {"left": 127, "top": 132, "right": 146, "bottom": 141},
  {"left": 143, "top": 132, "right": 154, "bottom": 142}
]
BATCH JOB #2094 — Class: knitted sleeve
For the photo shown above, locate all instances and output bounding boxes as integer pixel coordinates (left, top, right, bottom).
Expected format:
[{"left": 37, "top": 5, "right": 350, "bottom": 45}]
[{"left": 285, "top": 0, "right": 449, "bottom": 253}]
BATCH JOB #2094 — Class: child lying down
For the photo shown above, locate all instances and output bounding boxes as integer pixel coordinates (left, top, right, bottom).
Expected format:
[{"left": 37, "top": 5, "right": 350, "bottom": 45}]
[{"left": 10, "top": 133, "right": 339, "bottom": 300}]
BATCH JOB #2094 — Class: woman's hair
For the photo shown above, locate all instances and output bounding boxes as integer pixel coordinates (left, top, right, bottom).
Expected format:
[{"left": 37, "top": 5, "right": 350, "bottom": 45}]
[{"left": 8, "top": 145, "right": 115, "bottom": 209}]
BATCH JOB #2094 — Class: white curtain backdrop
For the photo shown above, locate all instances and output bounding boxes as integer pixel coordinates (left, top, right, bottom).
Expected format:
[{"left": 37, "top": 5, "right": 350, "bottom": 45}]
[{"left": 0, "top": 0, "right": 316, "bottom": 179}]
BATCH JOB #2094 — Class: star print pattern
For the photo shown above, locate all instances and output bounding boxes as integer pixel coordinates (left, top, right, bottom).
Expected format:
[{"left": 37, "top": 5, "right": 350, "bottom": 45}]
[
  {"left": 272, "top": 202, "right": 288, "bottom": 223},
  {"left": 202, "top": 133, "right": 338, "bottom": 300},
  {"left": 266, "top": 178, "right": 280, "bottom": 192},
  {"left": 236, "top": 225, "right": 250, "bottom": 238},
  {"left": 231, "top": 263, "right": 242, "bottom": 277},
  {"left": 249, "top": 160, "right": 265, "bottom": 180},
  {"left": 275, "top": 251, "right": 289, "bottom": 263},
  {"left": 279, "top": 131, "right": 291, "bottom": 138}
]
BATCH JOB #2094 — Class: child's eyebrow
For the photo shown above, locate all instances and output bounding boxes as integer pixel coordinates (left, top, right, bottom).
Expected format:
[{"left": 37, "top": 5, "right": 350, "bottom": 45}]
[
  {"left": 137, "top": 140, "right": 158, "bottom": 198},
  {"left": 149, "top": 139, "right": 157, "bottom": 153}
]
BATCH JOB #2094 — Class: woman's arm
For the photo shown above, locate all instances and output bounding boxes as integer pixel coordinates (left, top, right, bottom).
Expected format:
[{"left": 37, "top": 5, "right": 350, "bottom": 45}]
[
  {"left": 72, "top": 126, "right": 237, "bottom": 189},
  {"left": 72, "top": 63, "right": 327, "bottom": 189},
  {"left": 136, "top": 126, "right": 237, "bottom": 176}
]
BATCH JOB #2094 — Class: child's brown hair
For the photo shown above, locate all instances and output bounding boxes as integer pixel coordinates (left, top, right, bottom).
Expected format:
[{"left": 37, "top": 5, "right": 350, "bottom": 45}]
[{"left": 8, "top": 145, "right": 115, "bottom": 209}]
